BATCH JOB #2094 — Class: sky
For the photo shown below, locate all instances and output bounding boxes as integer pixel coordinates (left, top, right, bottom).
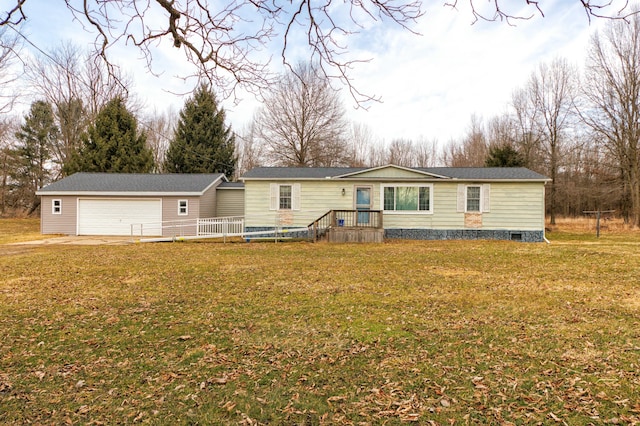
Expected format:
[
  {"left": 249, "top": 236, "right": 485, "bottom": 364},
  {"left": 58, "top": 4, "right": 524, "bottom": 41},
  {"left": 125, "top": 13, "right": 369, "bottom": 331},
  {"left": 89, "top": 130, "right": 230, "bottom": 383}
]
[{"left": 9, "top": 0, "right": 628, "bottom": 147}]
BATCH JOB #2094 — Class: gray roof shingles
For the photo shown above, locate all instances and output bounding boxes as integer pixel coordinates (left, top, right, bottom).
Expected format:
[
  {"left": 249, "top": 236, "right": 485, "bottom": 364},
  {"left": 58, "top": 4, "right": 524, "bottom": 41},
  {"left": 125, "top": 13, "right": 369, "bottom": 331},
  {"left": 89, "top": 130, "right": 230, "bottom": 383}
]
[
  {"left": 38, "top": 172, "right": 226, "bottom": 194},
  {"left": 241, "top": 166, "right": 549, "bottom": 181}
]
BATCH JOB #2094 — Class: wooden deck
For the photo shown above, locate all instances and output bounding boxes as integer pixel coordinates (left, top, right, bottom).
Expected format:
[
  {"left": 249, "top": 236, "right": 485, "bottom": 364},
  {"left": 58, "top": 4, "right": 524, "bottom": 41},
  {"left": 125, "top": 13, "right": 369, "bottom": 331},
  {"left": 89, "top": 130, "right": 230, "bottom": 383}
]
[
  {"left": 309, "top": 210, "right": 384, "bottom": 243},
  {"left": 326, "top": 227, "right": 384, "bottom": 243}
]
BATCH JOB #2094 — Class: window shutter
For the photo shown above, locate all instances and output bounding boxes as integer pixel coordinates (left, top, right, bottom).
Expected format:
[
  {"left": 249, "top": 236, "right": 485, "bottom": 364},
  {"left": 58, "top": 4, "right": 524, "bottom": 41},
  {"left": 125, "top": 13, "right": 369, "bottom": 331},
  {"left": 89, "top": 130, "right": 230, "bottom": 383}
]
[
  {"left": 292, "top": 183, "right": 301, "bottom": 211},
  {"left": 482, "top": 184, "right": 491, "bottom": 212},
  {"left": 457, "top": 184, "right": 465, "bottom": 212},
  {"left": 269, "top": 183, "right": 278, "bottom": 210}
]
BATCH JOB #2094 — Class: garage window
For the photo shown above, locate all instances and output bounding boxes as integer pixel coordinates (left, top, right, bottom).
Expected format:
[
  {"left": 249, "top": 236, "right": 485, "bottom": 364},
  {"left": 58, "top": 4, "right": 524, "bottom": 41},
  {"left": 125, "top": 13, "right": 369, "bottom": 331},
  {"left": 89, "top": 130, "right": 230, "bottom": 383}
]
[
  {"left": 52, "top": 199, "right": 62, "bottom": 214},
  {"left": 178, "top": 200, "right": 188, "bottom": 216}
]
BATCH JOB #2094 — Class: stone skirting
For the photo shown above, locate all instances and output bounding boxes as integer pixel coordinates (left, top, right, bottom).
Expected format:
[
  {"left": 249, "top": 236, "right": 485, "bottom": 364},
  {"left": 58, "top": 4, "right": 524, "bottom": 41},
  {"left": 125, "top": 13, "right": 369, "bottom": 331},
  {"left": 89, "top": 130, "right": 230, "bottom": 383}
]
[
  {"left": 245, "top": 226, "right": 545, "bottom": 242},
  {"left": 384, "top": 229, "right": 545, "bottom": 242}
]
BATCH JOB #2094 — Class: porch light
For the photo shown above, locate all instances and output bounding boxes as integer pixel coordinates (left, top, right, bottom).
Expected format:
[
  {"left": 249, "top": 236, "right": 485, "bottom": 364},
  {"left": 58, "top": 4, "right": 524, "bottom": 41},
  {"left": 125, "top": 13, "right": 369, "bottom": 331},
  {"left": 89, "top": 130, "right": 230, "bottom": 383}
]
[{"left": 341, "top": 188, "right": 346, "bottom": 196}]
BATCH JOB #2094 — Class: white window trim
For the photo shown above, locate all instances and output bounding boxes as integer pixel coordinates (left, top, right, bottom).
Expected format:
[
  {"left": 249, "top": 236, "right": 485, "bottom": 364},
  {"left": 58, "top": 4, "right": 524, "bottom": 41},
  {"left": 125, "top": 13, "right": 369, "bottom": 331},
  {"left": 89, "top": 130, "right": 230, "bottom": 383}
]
[
  {"left": 52, "top": 199, "right": 62, "bottom": 215},
  {"left": 458, "top": 184, "right": 491, "bottom": 213},
  {"left": 381, "top": 184, "right": 434, "bottom": 214},
  {"left": 270, "top": 183, "right": 301, "bottom": 211},
  {"left": 178, "top": 199, "right": 189, "bottom": 216}
]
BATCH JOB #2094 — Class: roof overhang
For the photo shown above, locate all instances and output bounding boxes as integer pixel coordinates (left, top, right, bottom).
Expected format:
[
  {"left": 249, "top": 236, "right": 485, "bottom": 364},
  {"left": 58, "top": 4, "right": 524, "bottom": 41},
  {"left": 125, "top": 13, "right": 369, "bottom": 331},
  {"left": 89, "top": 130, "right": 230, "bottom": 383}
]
[
  {"left": 333, "top": 164, "right": 451, "bottom": 179},
  {"left": 36, "top": 191, "right": 209, "bottom": 197}
]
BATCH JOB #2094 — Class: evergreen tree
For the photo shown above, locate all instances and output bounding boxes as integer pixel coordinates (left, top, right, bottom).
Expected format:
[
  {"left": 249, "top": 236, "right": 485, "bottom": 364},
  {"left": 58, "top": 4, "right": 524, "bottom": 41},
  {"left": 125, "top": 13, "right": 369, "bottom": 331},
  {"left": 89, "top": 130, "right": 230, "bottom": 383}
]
[
  {"left": 484, "top": 144, "right": 526, "bottom": 167},
  {"left": 14, "top": 100, "right": 59, "bottom": 213},
  {"left": 68, "top": 97, "right": 153, "bottom": 173},
  {"left": 164, "top": 84, "right": 236, "bottom": 177}
]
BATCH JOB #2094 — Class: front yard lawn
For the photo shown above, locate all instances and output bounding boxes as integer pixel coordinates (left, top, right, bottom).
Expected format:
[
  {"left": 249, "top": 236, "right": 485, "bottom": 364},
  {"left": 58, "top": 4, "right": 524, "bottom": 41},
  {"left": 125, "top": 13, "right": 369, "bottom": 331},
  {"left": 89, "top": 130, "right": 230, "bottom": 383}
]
[{"left": 1, "top": 223, "right": 639, "bottom": 424}]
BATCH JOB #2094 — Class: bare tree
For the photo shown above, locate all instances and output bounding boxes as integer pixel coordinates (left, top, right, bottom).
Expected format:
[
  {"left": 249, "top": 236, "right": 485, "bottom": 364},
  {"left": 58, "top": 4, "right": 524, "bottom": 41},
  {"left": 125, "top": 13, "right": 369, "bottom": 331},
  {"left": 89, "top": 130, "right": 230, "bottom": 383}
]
[
  {"left": 0, "top": 27, "right": 20, "bottom": 115},
  {"left": 2, "top": 2, "right": 633, "bottom": 106},
  {"left": 1, "top": 0, "right": 424, "bottom": 105},
  {"left": 382, "top": 137, "right": 439, "bottom": 167},
  {"left": 526, "top": 57, "right": 579, "bottom": 225},
  {"left": 235, "top": 120, "right": 265, "bottom": 179},
  {"left": 346, "top": 122, "right": 377, "bottom": 167},
  {"left": 142, "top": 107, "right": 175, "bottom": 173},
  {"left": 511, "top": 88, "right": 543, "bottom": 171},
  {"left": 486, "top": 114, "right": 516, "bottom": 149},
  {"left": 24, "top": 42, "right": 136, "bottom": 176},
  {"left": 413, "top": 137, "right": 440, "bottom": 167},
  {"left": 0, "top": 116, "right": 18, "bottom": 215},
  {"left": 257, "top": 62, "right": 349, "bottom": 167},
  {"left": 582, "top": 14, "right": 640, "bottom": 227},
  {"left": 386, "top": 139, "right": 416, "bottom": 167},
  {"left": 444, "top": 0, "right": 638, "bottom": 25},
  {"left": 442, "top": 114, "right": 488, "bottom": 167}
]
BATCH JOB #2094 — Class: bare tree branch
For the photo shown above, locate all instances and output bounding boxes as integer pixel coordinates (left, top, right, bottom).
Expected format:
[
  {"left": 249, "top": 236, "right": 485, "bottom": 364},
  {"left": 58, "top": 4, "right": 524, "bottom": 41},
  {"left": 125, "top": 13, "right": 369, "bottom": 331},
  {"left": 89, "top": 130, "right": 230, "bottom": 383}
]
[{"left": 1, "top": 0, "right": 638, "bottom": 108}]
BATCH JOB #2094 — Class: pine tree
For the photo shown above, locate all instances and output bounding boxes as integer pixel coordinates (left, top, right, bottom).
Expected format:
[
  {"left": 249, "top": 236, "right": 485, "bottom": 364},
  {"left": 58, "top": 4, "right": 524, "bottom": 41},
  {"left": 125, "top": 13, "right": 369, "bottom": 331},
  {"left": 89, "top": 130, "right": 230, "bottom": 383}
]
[
  {"left": 164, "top": 84, "right": 236, "bottom": 177},
  {"left": 14, "top": 100, "right": 59, "bottom": 213},
  {"left": 68, "top": 97, "right": 153, "bottom": 173},
  {"left": 484, "top": 144, "right": 526, "bottom": 167}
]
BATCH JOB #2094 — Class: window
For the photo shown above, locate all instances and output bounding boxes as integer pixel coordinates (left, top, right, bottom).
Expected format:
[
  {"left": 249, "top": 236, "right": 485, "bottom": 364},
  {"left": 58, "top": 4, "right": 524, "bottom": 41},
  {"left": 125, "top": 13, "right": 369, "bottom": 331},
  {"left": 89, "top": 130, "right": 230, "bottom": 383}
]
[
  {"left": 270, "top": 183, "right": 300, "bottom": 211},
  {"left": 457, "top": 184, "right": 491, "bottom": 213},
  {"left": 178, "top": 200, "right": 188, "bottom": 215},
  {"left": 279, "top": 185, "right": 292, "bottom": 210},
  {"left": 466, "top": 186, "right": 481, "bottom": 212},
  {"left": 382, "top": 185, "right": 432, "bottom": 213},
  {"left": 52, "top": 199, "right": 62, "bottom": 215}
]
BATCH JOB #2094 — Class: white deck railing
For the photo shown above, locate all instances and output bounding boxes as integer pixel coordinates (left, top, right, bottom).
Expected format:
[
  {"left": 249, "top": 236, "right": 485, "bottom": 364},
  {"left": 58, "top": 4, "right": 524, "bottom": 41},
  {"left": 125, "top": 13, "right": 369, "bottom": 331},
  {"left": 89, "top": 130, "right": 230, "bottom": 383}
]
[
  {"left": 197, "top": 217, "right": 244, "bottom": 236},
  {"left": 130, "top": 216, "right": 245, "bottom": 239}
]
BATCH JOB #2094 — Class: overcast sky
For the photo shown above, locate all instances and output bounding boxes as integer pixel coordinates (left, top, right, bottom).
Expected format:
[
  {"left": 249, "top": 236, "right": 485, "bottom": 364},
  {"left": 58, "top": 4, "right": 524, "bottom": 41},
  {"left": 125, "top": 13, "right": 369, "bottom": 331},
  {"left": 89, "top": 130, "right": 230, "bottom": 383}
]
[{"left": 12, "top": 0, "right": 627, "bottom": 146}]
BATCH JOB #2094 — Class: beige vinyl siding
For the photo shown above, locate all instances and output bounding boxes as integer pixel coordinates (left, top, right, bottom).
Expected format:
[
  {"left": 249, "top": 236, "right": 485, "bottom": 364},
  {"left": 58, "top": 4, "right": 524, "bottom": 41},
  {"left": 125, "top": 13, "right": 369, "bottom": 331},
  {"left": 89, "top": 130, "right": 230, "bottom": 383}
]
[
  {"left": 40, "top": 195, "right": 78, "bottom": 234},
  {"left": 162, "top": 196, "right": 200, "bottom": 222},
  {"left": 161, "top": 196, "right": 199, "bottom": 237},
  {"left": 245, "top": 181, "right": 377, "bottom": 227},
  {"left": 245, "top": 180, "right": 546, "bottom": 232},
  {"left": 200, "top": 185, "right": 217, "bottom": 217},
  {"left": 216, "top": 188, "right": 244, "bottom": 217},
  {"left": 481, "top": 182, "right": 545, "bottom": 230},
  {"left": 383, "top": 182, "right": 545, "bottom": 230}
]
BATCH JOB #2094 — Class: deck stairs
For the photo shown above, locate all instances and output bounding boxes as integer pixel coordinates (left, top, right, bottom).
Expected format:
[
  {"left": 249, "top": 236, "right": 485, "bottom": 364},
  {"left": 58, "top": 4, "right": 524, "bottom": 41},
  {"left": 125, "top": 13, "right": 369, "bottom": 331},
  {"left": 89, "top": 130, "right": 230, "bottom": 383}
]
[{"left": 308, "top": 210, "right": 384, "bottom": 243}]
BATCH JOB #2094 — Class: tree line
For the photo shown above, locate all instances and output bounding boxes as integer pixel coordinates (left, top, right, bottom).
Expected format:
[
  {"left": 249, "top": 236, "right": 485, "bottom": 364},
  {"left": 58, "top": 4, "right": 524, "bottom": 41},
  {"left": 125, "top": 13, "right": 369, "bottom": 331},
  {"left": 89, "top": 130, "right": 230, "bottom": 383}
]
[
  {"left": 3, "top": 13, "right": 640, "bottom": 227},
  {"left": 238, "top": 15, "right": 640, "bottom": 227},
  {"left": 0, "top": 38, "right": 236, "bottom": 215}
]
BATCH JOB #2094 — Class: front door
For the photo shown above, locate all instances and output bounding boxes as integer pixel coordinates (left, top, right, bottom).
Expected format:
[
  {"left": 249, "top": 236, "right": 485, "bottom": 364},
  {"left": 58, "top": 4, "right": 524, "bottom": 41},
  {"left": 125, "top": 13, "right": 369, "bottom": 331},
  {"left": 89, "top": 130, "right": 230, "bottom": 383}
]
[{"left": 355, "top": 186, "right": 372, "bottom": 225}]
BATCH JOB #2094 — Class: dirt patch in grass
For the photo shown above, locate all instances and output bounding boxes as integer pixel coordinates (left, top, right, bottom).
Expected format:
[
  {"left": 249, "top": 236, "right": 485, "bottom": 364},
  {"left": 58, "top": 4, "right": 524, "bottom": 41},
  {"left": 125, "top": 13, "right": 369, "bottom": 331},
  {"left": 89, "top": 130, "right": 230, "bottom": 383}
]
[{"left": 1, "top": 237, "right": 640, "bottom": 424}]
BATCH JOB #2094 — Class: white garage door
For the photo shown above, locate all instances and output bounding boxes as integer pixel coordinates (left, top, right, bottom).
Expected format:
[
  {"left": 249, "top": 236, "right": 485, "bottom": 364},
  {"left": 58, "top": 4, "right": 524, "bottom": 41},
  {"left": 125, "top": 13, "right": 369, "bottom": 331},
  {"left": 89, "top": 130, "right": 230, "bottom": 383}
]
[{"left": 78, "top": 199, "right": 162, "bottom": 236}]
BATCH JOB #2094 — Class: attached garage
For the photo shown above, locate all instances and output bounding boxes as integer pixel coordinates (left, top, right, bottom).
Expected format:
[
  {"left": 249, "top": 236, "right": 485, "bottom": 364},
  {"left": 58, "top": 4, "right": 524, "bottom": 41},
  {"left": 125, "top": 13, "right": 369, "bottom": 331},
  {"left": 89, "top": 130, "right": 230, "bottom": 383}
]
[
  {"left": 77, "top": 198, "right": 163, "bottom": 236},
  {"left": 37, "top": 173, "right": 227, "bottom": 236}
]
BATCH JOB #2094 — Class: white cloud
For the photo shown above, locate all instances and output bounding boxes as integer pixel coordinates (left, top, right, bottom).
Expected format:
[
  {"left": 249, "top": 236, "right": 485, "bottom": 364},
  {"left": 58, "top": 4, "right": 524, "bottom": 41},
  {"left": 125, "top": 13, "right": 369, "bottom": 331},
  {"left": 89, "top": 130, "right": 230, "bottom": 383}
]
[{"left": 11, "top": 0, "right": 622, "bottom": 147}]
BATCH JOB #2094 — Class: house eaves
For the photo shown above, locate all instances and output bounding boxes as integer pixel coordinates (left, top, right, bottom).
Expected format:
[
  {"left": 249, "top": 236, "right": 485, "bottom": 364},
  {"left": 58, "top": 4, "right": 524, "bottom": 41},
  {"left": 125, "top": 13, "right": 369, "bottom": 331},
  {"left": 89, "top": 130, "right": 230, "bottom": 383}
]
[{"left": 333, "top": 164, "right": 451, "bottom": 180}]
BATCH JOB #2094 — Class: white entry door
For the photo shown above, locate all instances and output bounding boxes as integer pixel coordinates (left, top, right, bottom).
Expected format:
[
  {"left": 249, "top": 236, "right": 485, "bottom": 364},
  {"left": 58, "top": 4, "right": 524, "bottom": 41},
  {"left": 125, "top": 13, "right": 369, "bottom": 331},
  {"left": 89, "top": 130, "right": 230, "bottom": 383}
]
[{"left": 77, "top": 199, "right": 162, "bottom": 236}]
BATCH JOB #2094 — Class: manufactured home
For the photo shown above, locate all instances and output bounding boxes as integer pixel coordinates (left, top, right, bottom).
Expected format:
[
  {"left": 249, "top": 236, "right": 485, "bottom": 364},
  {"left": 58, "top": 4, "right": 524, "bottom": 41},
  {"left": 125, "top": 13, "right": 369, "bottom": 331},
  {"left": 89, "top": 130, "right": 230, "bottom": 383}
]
[
  {"left": 38, "top": 165, "right": 549, "bottom": 241},
  {"left": 240, "top": 165, "right": 550, "bottom": 242}
]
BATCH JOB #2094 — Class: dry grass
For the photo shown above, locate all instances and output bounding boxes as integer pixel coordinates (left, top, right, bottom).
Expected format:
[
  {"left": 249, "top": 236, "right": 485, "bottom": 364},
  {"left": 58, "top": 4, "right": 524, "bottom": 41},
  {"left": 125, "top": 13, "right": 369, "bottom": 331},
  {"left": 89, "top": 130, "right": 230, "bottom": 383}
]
[
  {"left": 0, "top": 218, "right": 53, "bottom": 244},
  {"left": 548, "top": 215, "right": 640, "bottom": 234},
  {"left": 1, "top": 220, "right": 640, "bottom": 424}
]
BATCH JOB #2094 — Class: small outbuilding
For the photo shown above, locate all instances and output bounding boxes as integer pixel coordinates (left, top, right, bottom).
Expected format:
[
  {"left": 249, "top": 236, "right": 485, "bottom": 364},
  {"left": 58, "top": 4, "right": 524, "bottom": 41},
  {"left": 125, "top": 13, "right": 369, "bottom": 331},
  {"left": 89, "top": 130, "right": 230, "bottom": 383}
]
[{"left": 36, "top": 173, "right": 229, "bottom": 236}]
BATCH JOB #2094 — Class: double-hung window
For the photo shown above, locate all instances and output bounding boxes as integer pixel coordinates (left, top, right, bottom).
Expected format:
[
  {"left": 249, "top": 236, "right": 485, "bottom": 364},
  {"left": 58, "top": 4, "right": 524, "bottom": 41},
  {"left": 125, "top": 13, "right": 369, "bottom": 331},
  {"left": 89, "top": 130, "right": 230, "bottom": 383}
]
[
  {"left": 270, "top": 183, "right": 300, "bottom": 211},
  {"left": 279, "top": 185, "right": 292, "bottom": 210},
  {"left": 52, "top": 199, "right": 62, "bottom": 215},
  {"left": 382, "top": 185, "right": 432, "bottom": 213},
  {"left": 178, "top": 200, "right": 188, "bottom": 215},
  {"left": 457, "top": 184, "right": 491, "bottom": 213},
  {"left": 466, "top": 186, "right": 481, "bottom": 212}
]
